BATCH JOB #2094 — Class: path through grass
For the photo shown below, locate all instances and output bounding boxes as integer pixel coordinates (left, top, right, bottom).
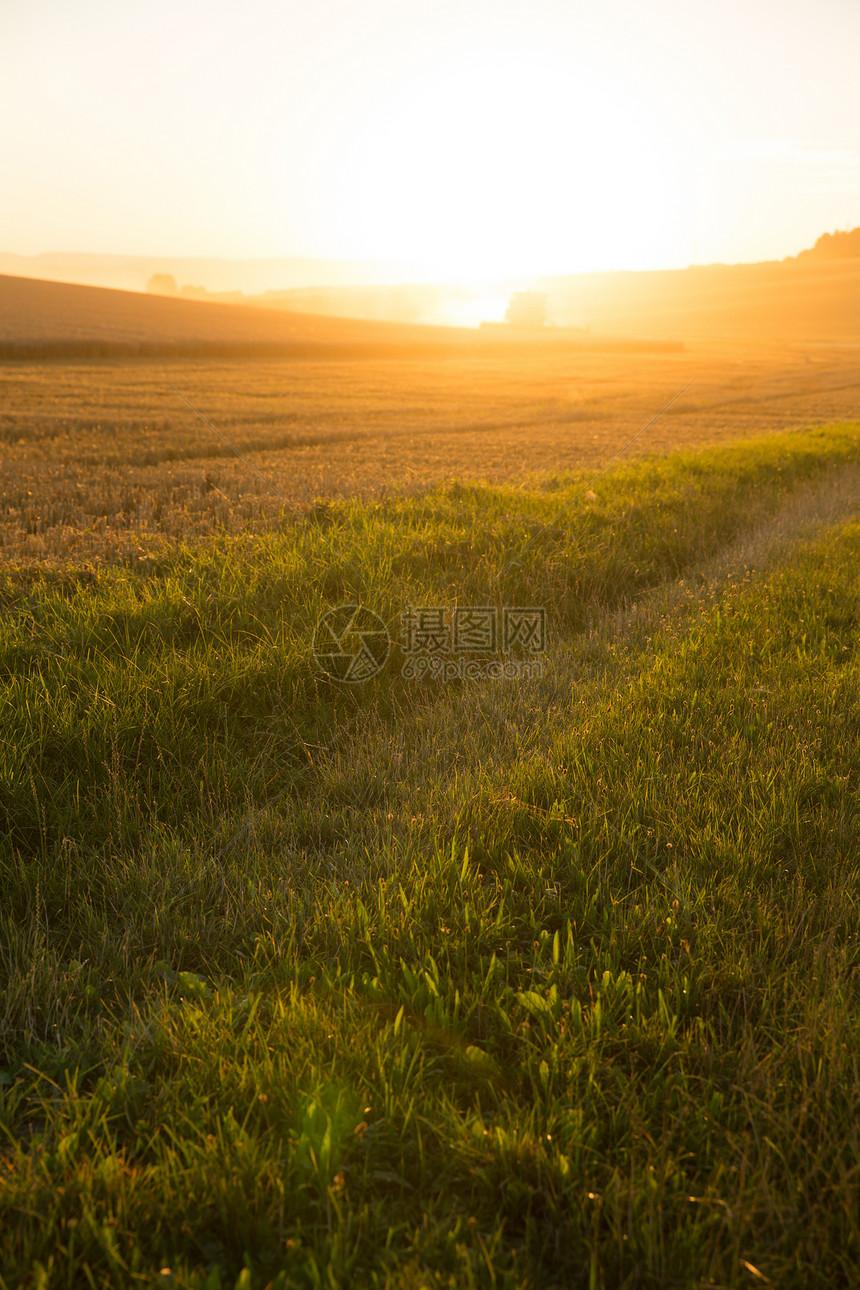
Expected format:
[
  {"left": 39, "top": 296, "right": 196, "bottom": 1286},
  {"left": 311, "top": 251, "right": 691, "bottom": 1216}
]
[{"left": 1, "top": 425, "right": 860, "bottom": 1287}]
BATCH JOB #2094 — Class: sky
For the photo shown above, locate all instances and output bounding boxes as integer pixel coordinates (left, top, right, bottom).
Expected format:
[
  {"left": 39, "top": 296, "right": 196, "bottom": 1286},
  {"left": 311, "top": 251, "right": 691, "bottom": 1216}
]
[{"left": 2, "top": 0, "right": 859, "bottom": 279}]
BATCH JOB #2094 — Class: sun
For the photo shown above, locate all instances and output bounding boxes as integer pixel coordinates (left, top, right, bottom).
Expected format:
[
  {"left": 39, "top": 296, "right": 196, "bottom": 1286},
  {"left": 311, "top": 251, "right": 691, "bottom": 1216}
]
[{"left": 328, "top": 48, "right": 688, "bottom": 281}]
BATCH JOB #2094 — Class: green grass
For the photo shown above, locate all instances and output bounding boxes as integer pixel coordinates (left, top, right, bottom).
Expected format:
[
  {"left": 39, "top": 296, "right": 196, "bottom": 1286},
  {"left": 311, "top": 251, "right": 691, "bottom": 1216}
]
[{"left": 2, "top": 424, "right": 860, "bottom": 1287}]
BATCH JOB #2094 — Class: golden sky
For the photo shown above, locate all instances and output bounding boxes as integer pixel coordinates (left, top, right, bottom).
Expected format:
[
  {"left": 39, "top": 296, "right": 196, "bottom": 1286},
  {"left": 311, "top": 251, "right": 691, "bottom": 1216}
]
[{"left": 2, "top": 0, "right": 859, "bottom": 277}]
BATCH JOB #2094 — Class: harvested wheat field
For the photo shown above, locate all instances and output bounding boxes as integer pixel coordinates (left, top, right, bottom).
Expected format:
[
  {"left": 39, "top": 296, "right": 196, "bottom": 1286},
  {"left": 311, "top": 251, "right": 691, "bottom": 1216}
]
[{"left": 3, "top": 335, "right": 860, "bottom": 564}]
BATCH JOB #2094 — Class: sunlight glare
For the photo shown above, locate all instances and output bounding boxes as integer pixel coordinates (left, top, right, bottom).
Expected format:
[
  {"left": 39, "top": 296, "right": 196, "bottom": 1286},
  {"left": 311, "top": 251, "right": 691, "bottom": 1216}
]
[{"left": 332, "top": 49, "right": 686, "bottom": 280}]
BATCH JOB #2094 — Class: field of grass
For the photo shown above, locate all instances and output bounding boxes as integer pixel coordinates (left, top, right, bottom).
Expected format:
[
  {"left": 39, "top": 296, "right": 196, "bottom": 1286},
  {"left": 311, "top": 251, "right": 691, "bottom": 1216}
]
[{"left": 2, "top": 393, "right": 860, "bottom": 1287}]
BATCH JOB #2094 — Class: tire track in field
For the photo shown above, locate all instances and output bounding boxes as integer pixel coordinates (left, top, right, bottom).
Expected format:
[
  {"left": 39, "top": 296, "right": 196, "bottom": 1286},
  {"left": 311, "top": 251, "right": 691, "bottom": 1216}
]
[
  {"left": 372, "top": 460, "right": 860, "bottom": 874},
  {"left": 591, "top": 459, "right": 860, "bottom": 654}
]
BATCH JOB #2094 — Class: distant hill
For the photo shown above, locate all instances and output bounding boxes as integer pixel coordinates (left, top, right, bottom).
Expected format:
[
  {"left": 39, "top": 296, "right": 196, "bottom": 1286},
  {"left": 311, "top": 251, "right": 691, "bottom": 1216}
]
[
  {"left": 3, "top": 229, "right": 859, "bottom": 351},
  {"left": 797, "top": 226, "right": 860, "bottom": 260},
  {"left": 224, "top": 228, "right": 860, "bottom": 341},
  {"left": 3, "top": 227, "right": 859, "bottom": 343},
  {"left": 0, "top": 274, "right": 677, "bottom": 358},
  {"left": 0, "top": 274, "right": 470, "bottom": 357},
  {"left": 248, "top": 260, "right": 860, "bottom": 342},
  {"left": 535, "top": 258, "right": 860, "bottom": 341}
]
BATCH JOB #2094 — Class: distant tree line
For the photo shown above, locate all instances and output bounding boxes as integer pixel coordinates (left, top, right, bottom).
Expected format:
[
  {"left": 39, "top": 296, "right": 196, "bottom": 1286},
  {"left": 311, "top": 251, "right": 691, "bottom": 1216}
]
[
  {"left": 146, "top": 274, "right": 218, "bottom": 299},
  {"left": 798, "top": 226, "right": 860, "bottom": 259}
]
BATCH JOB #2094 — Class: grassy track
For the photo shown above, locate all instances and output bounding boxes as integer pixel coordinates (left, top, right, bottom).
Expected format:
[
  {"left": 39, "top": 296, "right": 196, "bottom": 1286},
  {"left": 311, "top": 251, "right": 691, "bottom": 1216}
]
[{"left": 1, "top": 424, "right": 860, "bottom": 1287}]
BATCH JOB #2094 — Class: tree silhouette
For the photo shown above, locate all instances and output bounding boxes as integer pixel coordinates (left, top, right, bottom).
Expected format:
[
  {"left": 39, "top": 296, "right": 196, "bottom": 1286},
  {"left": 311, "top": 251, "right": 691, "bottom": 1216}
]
[{"left": 146, "top": 273, "right": 178, "bottom": 295}]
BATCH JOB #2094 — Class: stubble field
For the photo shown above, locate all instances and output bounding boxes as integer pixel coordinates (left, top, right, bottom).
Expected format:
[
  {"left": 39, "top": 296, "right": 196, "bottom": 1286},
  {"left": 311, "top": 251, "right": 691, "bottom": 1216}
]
[{"left": 2, "top": 340, "right": 860, "bottom": 561}]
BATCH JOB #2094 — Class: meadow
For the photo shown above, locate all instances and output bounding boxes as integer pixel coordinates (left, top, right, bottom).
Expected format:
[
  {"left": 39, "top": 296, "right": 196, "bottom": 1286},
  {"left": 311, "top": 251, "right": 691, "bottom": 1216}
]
[{"left": 1, "top": 345, "right": 860, "bottom": 1288}]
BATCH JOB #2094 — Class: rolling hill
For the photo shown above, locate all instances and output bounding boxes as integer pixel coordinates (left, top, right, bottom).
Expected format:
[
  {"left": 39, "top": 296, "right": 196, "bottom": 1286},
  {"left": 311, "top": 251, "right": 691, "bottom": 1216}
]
[
  {"left": 0, "top": 274, "right": 679, "bottom": 357},
  {"left": 0, "top": 273, "right": 475, "bottom": 357},
  {"left": 246, "top": 259, "right": 860, "bottom": 342},
  {"left": 538, "top": 257, "right": 860, "bottom": 341}
]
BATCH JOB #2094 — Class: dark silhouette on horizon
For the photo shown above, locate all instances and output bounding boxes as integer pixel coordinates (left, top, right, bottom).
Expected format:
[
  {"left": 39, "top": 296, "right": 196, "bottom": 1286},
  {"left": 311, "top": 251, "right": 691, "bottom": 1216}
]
[{"left": 797, "top": 226, "right": 860, "bottom": 260}]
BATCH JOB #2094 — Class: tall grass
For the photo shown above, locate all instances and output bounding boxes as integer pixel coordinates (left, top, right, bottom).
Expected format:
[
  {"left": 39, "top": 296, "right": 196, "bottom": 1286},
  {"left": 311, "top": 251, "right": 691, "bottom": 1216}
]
[{"left": 1, "top": 423, "right": 859, "bottom": 1287}]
